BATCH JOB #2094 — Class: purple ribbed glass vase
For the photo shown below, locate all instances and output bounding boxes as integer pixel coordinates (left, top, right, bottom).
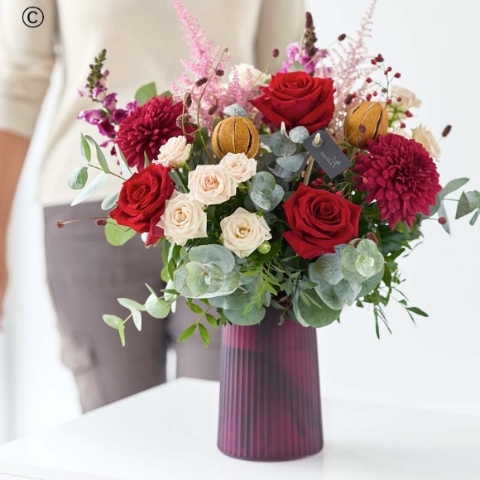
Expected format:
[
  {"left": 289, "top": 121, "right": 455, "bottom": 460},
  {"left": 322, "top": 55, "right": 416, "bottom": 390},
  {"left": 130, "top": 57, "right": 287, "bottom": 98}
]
[{"left": 217, "top": 309, "right": 323, "bottom": 461}]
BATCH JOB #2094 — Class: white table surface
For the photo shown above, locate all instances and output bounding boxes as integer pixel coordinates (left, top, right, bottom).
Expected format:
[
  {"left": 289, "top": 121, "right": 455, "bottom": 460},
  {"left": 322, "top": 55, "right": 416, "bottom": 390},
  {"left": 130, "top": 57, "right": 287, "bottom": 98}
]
[{"left": 0, "top": 378, "right": 479, "bottom": 480}]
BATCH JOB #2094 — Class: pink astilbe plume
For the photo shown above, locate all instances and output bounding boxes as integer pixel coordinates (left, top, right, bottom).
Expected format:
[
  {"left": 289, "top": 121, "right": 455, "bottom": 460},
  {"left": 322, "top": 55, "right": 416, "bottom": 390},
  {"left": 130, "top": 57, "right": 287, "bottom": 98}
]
[
  {"left": 170, "top": 0, "right": 262, "bottom": 131},
  {"left": 315, "top": 0, "right": 377, "bottom": 141}
]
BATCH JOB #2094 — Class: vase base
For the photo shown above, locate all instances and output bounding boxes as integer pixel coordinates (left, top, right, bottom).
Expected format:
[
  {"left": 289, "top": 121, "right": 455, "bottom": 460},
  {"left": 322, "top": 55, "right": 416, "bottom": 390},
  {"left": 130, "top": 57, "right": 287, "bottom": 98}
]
[{"left": 217, "top": 442, "right": 324, "bottom": 462}]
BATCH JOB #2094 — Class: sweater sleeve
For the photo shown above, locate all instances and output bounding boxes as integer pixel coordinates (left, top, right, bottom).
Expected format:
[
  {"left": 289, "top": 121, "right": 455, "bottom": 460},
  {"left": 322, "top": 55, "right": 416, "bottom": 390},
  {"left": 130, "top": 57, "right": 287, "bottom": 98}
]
[
  {"left": 254, "top": 0, "right": 305, "bottom": 71},
  {"left": 0, "top": 0, "right": 56, "bottom": 138}
]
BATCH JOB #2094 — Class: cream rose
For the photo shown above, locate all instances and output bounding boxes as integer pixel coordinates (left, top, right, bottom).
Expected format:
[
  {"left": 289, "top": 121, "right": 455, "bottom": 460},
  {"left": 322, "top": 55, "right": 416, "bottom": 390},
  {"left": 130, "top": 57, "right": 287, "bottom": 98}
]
[
  {"left": 220, "top": 208, "right": 272, "bottom": 258},
  {"left": 412, "top": 125, "right": 441, "bottom": 161},
  {"left": 390, "top": 85, "right": 422, "bottom": 111},
  {"left": 229, "top": 63, "right": 270, "bottom": 89},
  {"left": 154, "top": 136, "right": 191, "bottom": 168},
  {"left": 219, "top": 152, "right": 257, "bottom": 183},
  {"left": 158, "top": 191, "right": 207, "bottom": 246},
  {"left": 188, "top": 165, "right": 237, "bottom": 205}
]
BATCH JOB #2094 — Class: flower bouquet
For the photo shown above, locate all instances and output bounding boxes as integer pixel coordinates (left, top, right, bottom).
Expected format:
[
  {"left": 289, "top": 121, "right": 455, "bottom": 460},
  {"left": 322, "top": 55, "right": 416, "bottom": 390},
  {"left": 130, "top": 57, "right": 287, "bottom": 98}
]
[{"left": 65, "top": 0, "right": 479, "bottom": 462}]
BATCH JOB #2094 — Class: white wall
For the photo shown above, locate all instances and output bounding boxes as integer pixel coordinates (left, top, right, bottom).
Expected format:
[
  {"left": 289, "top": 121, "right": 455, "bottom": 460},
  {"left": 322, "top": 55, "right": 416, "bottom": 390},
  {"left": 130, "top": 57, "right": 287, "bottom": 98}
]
[
  {"left": 1, "top": 0, "right": 480, "bottom": 443},
  {"left": 309, "top": 0, "right": 480, "bottom": 415}
]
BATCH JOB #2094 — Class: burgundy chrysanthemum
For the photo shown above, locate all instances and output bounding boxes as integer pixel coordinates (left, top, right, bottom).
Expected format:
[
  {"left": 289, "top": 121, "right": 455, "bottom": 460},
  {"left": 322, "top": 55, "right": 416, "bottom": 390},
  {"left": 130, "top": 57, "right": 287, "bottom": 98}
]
[
  {"left": 354, "top": 134, "right": 441, "bottom": 229},
  {"left": 116, "top": 96, "right": 185, "bottom": 171}
]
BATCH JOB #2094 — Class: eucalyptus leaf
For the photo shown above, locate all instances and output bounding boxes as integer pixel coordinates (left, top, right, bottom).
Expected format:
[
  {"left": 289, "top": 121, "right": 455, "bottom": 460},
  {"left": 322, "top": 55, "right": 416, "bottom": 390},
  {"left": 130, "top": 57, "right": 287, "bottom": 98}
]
[
  {"left": 289, "top": 126, "right": 310, "bottom": 144},
  {"left": 250, "top": 184, "right": 284, "bottom": 212},
  {"left": 293, "top": 289, "right": 341, "bottom": 328},
  {"left": 105, "top": 220, "right": 136, "bottom": 246},
  {"left": 118, "top": 322, "right": 126, "bottom": 347},
  {"left": 103, "top": 314, "right": 123, "bottom": 330},
  {"left": 80, "top": 133, "right": 91, "bottom": 162},
  {"left": 71, "top": 172, "right": 108, "bottom": 206},
  {"left": 223, "top": 103, "right": 247, "bottom": 117},
  {"left": 456, "top": 191, "right": 480, "bottom": 219},
  {"left": 268, "top": 164, "right": 298, "bottom": 182},
  {"left": 68, "top": 166, "right": 88, "bottom": 190},
  {"left": 470, "top": 210, "right": 480, "bottom": 226},
  {"left": 85, "top": 135, "right": 110, "bottom": 173},
  {"left": 314, "top": 277, "right": 361, "bottom": 310},
  {"left": 440, "top": 178, "right": 470, "bottom": 198},
  {"left": 145, "top": 294, "right": 171, "bottom": 319},
  {"left": 223, "top": 305, "right": 265, "bottom": 325},
  {"left": 270, "top": 132, "right": 296, "bottom": 157},
  {"left": 437, "top": 202, "right": 450, "bottom": 234},
  {"left": 117, "top": 148, "right": 132, "bottom": 179},
  {"left": 118, "top": 298, "right": 146, "bottom": 312},
  {"left": 309, "top": 247, "right": 345, "bottom": 286},
  {"left": 132, "top": 310, "right": 142, "bottom": 331},
  {"left": 101, "top": 190, "right": 120, "bottom": 210},
  {"left": 276, "top": 153, "right": 308, "bottom": 173},
  {"left": 135, "top": 82, "right": 157, "bottom": 105},
  {"left": 188, "top": 245, "right": 235, "bottom": 273}
]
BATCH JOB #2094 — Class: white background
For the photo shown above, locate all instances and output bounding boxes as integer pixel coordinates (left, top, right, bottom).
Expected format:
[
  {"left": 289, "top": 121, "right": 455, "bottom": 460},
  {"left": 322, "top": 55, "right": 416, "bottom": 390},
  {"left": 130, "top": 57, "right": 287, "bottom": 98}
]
[{"left": 1, "top": 0, "right": 480, "bottom": 442}]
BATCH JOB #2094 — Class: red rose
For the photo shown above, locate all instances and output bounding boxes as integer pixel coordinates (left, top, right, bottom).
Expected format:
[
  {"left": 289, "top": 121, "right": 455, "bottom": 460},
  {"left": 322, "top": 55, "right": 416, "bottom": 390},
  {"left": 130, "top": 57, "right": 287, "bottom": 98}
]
[
  {"left": 283, "top": 184, "right": 361, "bottom": 259},
  {"left": 110, "top": 164, "right": 175, "bottom": 246},
  {"left": 250, "top": 72, "right": 335, "bottom": 134}
]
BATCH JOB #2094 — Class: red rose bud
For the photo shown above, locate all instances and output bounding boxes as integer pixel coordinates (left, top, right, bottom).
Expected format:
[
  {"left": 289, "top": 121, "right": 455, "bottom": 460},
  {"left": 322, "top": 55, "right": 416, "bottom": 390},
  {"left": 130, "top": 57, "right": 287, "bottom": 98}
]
[
  {"left": 95, "top": 218, "right": 108, "bottom": 226},
  {"left": 338, "top": 33, "right": 347, "bottom": 42},
  {"left": 365, "top": 232, "right": 379, "bottom": 246},
  {"left": 215, "top": 69, "right": 224, "bottom": 77},
  {"left": 195, "top": 77, "right": 208, "bottom": 87},
  {"left": 442, "top": 125, "right": 452, "bottom": 137},
  {"left": 344, "top": 93, "right": 354, "bottom": 105},
  {"left": 184, "top": 93, "right": 192, "bottom": 108},
  {"left": 394, "top": 72, "right": 401, "bottom": 78},
  {"left": 272, "top": 48, "right": 280, "bottom": 58},
  {"left": 55, "top": 220, "right": 64, "bottom": 229},
  {"left": 438, "top": 216, "right": 447, "bottom": 225}
]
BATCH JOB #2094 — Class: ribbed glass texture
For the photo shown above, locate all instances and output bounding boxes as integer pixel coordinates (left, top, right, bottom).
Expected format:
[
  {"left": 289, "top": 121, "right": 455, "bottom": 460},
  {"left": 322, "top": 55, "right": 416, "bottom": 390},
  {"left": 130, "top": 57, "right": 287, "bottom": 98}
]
[{"left": 217, "top": 310, "right": 323, "bottom": 461}]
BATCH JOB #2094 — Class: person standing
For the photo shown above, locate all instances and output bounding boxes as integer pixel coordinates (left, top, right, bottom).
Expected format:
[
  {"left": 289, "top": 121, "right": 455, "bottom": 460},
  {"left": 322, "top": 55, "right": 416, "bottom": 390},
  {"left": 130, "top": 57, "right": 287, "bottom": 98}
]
[{"left": 0, "top": 0, "right": 304, "bottom": 412}]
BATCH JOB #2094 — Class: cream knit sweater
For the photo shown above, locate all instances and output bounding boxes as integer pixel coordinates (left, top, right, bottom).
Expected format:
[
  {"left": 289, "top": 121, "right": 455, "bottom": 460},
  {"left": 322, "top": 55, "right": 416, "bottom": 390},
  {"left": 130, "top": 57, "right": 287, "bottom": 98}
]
[{"left": 0, "top": 0, "right": 304, "bottom": 206}]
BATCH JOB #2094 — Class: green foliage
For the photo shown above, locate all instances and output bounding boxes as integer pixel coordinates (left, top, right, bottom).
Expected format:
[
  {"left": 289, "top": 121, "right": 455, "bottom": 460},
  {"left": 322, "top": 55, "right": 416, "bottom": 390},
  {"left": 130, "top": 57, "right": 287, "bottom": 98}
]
[
  {"left": 102, "top": 314, "right": 126, "bottom": 346},
  {"left": 145, "top": 294, "right": 171, "bottom": 319},
  {"left": 173, "top": 245, "right": 240, "bottom": 299},
  {"left": 104, "top": 219, "right": 136, "bottom": 246},
  {"left": 80, "top": 133, "right": 91, "bottom": 162},
  {"left": 223, "top": 103, "right": 247, "bottom": 117},
  {"left": 456, "top": 191, "right": 480, "bottom": 219},
  {"left": 135, "top": 82, "right": 157, "bottom": 105},
  {"left": 101, "top": 190, "right": 120, "bottom": 210},
  {"left": 249, "top": 171, "right": 284, "bottom": 212},
  {"left": 288, "top": 126, "right": 310, "bottom": 144},
  {"left": 85, "top": 135, "right": 110, "bottom": 173},
  {"left": 71, "top": 172, "right": 108, "bottom": 206},
  {"left": 68, "top": 166, "right": 88, "bottom": 190},
  {"left": 292, "top": 289, "right": 341, "bottom": 328}
]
